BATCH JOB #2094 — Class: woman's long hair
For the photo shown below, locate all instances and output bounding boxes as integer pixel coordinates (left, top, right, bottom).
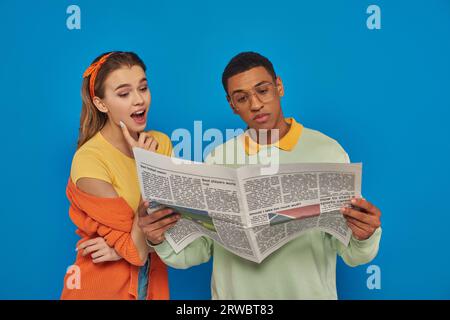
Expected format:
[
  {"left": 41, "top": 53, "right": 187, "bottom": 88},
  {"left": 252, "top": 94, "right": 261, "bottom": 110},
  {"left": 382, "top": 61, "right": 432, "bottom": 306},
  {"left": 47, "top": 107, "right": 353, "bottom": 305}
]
[{"left": 77, "top": 51, "right": 146, "bottom": 149}]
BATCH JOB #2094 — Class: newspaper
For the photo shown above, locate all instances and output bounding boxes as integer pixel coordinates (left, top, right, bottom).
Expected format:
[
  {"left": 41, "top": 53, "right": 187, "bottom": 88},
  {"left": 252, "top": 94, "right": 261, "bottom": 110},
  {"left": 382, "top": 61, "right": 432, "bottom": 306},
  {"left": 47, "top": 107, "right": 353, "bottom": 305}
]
[{"left": 133, "top": 148, "right": 362, "bottom": 263}]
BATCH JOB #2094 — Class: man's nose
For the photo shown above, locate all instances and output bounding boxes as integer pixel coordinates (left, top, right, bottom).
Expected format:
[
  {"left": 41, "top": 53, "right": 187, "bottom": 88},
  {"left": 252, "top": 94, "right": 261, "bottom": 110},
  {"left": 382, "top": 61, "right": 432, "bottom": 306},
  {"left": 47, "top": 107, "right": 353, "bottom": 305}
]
[{"left": 249, "top": 92, "right": 263, "bottom": 111}]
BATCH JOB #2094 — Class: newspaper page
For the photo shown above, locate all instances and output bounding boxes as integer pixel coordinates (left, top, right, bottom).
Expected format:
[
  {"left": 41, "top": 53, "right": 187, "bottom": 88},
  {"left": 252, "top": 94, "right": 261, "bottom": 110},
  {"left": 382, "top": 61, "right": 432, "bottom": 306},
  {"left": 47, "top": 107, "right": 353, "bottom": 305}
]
[{"left": 133, "top": 147, "right": 362, "bottom": 263}]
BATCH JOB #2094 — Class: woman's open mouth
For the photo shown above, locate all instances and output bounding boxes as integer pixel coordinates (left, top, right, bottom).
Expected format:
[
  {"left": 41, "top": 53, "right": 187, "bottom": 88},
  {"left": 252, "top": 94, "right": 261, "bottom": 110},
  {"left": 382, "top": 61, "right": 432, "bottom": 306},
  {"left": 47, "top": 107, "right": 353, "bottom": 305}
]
[{"left": 130, "top": 109, "right": 147, "bottom": 125}]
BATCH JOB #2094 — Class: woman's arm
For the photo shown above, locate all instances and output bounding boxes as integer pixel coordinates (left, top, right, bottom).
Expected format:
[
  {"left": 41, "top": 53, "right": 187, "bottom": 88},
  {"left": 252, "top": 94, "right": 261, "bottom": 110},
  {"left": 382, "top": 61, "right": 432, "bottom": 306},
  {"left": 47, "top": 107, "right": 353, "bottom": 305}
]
[{"left": 76, "top": 177, "right": 149, "bottom": 263}]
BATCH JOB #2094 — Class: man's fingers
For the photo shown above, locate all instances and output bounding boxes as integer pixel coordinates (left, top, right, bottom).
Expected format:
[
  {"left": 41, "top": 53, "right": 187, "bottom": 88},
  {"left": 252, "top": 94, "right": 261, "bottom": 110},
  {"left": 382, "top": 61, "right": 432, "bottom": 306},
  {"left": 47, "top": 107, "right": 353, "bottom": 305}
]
[
  {"left": 344, "top": 216, "right": 374, "bottom": 233},
  {"left": 341, "top": 207, "right": 373, "bottom": 225},
  {"left": 119, "top": 121, "right": 137, "bottom": 147},
  {"left": 139, "top": 209, "right": 173, "bottom": 228},
  {"left": 160, "top": 220, "right": 179, "bottom": 232},
  {"left": 141, "top": 208, "right": 175, "bottom": 224},
  {"left": 350, "top": 198, "right": 381, "bottom": 217},
  {"left": 153, "top": 221, "right": 179, "bottom": 242},
  {"left": 347, "top": 221, "right": 368, "bottom": 240},
  {"left": 152, "top": 214, "right": 181, "bottom": 230},
  {"left": 141, "top": 214, "right": 180, "bottom": 234},
  {"left": 138, "top": 201, "right": 150, "bottom": 218}
]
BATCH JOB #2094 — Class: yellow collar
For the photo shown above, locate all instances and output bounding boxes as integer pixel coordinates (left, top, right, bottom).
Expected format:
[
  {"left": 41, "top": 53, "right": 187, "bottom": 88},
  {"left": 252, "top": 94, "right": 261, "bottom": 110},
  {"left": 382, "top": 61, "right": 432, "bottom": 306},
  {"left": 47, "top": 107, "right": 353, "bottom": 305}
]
[{"left": 243, "top": 118, "right": 303, "bottom": 155}]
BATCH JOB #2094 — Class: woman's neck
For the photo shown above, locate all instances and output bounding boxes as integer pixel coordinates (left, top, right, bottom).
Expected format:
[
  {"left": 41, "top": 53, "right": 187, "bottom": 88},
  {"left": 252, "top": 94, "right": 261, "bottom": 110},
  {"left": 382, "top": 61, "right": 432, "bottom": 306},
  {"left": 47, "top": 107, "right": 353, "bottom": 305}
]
[{"left": 100, "top": 120, "right": 137, "bottom": 158}]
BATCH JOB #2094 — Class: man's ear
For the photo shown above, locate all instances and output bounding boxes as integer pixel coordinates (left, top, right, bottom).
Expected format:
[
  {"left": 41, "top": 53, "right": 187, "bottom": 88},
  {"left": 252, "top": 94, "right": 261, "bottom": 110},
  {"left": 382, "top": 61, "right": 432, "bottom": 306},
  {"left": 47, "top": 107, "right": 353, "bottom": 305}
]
[
  {"left": 93, "top": 96, "right": 109, "bottom": 113},
  {"left": 276, "top": 76, "right": 284, "bottom": 98},
  {"left": 227, "top": 95, "right": 239, "bottom": 114}
]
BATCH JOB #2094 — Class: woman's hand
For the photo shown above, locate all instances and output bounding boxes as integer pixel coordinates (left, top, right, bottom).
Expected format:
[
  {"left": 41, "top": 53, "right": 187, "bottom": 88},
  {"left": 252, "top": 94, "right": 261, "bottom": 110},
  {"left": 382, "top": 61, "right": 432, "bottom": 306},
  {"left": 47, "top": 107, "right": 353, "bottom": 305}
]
[
  {"left": 77, "top": 237, "right": 122, "bottom": 264},
  {"left": 120, "top": 121, "right": 158, "bottom": 152}
]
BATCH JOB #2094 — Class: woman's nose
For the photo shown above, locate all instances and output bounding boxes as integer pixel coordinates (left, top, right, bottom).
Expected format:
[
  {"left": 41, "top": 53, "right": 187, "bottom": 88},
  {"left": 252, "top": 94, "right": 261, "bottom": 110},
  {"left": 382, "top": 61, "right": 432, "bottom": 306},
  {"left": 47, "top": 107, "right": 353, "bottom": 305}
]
[{"left": 133, "top": 90, "right": 145, "bottom": 105}]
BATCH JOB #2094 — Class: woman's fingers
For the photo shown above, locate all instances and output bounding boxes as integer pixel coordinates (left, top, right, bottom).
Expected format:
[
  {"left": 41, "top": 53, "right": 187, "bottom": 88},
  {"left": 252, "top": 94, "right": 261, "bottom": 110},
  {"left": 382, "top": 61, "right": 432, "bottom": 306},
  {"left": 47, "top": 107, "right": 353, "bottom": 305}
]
[
  {"left": 119, "top": 121, "right": 158, "bottom": 152},
  {"left": 138, "top": 131, "right": 147, "bottom": 146},
  {"left": 142, "top": 135, "right": 153, "bottom": 149},
  {"left": 90, "top": 248, "right": 108, "bottom": 259},
  {"left": 77, "top": 237, "right": 103, "bottom": 251},
  {"left": 92, "top": 255, "right": 109, "bottom": 264},
  {"left": 140, "top": 134, "right": 158, "bottom": 151},
  {"left": 148, "top": 138, "right": 159, "bottom": 152},
  {"left": 90, "top": 247, "right": 122, "bottom": 263},
  {"left": 119, "top": 121, "right": 137, "bottom": 147},
  {"left": 81, "top": 243, "right": 104, "bottom": 256}
]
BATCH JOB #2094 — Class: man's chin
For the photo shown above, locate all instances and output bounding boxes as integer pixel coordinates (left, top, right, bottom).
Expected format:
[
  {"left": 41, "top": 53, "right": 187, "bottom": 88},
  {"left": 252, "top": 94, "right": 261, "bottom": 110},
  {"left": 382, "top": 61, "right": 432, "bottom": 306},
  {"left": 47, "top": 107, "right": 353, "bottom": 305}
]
[{"left": 249, "top": 120, "right": 277, "bottom": 132}]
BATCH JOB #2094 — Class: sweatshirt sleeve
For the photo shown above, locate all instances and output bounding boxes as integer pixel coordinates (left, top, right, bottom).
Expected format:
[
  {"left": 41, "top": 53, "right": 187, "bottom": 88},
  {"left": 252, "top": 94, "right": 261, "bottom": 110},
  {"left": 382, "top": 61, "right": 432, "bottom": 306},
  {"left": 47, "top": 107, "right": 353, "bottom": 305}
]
[
  {"left": 151, "top": 237, "right": 213, "bottom": 269},
  {"left": 331, "top": 227, "right": 382, "bottom": 267}
]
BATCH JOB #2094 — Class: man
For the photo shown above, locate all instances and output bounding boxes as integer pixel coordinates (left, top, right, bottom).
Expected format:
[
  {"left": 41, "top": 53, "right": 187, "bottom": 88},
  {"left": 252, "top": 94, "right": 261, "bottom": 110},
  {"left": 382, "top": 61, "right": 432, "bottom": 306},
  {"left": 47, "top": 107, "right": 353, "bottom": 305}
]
[{"left": 137, "top": 52, "right": 382, "bottom": 299}]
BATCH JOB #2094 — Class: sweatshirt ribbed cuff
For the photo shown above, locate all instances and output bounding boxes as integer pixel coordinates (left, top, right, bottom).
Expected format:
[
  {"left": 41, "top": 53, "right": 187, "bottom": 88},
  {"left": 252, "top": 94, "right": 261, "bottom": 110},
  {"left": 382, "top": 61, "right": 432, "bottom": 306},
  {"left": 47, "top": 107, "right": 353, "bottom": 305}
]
[{"left": 351, "top": 227, "right": 382, "bottom": 248}]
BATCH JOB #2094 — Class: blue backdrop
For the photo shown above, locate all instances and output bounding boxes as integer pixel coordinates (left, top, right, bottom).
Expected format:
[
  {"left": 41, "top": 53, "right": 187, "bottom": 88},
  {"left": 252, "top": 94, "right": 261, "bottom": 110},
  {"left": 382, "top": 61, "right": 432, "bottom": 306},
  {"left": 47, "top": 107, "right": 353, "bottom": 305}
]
[{"left": 1, "top": 0, "right": 449, "bottom": 299}]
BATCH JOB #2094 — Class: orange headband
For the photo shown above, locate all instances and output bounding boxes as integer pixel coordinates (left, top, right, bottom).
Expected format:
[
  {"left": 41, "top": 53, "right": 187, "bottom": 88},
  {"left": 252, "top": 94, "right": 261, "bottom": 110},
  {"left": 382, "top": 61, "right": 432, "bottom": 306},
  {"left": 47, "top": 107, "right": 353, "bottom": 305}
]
[{"left": 83, "top": 52, "right": 115, "bottom": 98}]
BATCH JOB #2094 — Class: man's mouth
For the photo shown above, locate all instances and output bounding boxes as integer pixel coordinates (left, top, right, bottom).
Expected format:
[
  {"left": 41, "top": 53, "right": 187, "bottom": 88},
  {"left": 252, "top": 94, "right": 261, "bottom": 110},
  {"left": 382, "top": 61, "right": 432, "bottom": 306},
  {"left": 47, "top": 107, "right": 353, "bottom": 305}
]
[{"left": 253, "top": 113, "right": 270, "bottom": 123}]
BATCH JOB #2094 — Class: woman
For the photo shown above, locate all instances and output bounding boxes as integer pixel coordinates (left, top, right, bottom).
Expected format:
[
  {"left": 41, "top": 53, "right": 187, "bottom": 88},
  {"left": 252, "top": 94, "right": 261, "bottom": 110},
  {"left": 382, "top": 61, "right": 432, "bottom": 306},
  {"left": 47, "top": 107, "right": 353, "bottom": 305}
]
[{"left": 61, "top": 51, "right": 177, "bottom": 299}]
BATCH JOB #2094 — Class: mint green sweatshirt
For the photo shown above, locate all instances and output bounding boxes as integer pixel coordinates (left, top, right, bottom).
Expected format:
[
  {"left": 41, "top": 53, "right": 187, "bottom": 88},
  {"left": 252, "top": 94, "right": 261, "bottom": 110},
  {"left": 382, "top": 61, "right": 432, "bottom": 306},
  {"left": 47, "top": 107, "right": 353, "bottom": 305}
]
[{"left": 153, "top": 120, "right": 381, "bottom": 299}]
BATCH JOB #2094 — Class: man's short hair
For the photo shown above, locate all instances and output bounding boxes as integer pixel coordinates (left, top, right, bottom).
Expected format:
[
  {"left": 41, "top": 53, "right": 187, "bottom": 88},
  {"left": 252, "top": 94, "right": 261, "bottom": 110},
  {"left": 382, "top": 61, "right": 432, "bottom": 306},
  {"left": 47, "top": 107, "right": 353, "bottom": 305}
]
[{"left": 222, "top": 52, "right": 277, "bottom": 94}]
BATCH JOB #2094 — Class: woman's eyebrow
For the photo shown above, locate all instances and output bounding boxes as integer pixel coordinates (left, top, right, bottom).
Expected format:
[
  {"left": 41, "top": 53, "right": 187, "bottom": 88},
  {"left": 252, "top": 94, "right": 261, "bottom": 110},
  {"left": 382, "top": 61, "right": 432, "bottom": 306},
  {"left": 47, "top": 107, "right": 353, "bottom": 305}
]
[
  {"left": 114, "top": 78, "right": 147, "bottom": 91},
  {"left": 114, "top": 83, "right": 131, "bottom": 91}
]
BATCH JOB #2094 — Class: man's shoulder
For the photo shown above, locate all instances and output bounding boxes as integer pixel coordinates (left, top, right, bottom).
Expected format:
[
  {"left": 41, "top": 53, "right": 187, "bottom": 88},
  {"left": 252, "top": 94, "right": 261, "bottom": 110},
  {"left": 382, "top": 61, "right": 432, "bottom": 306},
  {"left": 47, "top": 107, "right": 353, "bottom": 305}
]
[
  {"left": 298, "top": 127, "right": 350, "bottom": 163},
  {"left": 204, "top": 134, "right": 244, "bottom": 165},
  {"left": 301, "top": 127, "right": 341, "bottom": 145}
]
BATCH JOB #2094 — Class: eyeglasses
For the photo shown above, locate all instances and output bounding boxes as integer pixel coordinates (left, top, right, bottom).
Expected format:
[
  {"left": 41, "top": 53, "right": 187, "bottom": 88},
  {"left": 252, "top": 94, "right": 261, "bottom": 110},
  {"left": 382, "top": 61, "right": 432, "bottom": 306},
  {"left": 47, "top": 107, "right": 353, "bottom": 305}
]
[{"left": 230, "top": 82, "right": 278, "bottom": 109}]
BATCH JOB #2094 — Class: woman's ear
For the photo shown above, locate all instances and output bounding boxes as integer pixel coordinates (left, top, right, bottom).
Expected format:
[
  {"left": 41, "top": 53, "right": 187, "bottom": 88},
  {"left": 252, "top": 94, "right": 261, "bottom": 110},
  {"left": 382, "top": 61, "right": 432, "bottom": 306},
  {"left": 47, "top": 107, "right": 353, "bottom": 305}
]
[
  {"left": 93, "top": 97, "right": 109, "bottom": 113},
  {"left": 276, "top": 77, "right": 284, "bottom": 98}
]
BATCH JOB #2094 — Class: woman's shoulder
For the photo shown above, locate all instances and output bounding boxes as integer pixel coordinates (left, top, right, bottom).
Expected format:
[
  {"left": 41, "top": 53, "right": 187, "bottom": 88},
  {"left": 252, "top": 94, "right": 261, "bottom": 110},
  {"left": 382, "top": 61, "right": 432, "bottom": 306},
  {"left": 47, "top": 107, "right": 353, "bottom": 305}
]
[
  {"left": 146, "top": 130, "right": 170, "bottom": 142},
  {"left": 146, "top": 130, "right": 173, "bottom": 156},
  {"left": 73, "top": 134, "right": 105, "bottom": 163},
  {"left": 71, "top": 133, "right": 112, "bottom": 183}
]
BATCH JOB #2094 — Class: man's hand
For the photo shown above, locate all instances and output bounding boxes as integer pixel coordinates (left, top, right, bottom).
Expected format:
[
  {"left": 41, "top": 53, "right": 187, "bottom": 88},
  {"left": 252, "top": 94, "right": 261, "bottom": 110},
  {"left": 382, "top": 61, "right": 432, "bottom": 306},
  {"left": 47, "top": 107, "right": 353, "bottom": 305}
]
[
  {"left": 77, "top": 237, "right": 122, "bottom": 263},
  {"left": 341, "top": 198, "right": 381, "bottom": 241},
  {"left": 137, "top": 201, "right": 181, "bottom": 245}
]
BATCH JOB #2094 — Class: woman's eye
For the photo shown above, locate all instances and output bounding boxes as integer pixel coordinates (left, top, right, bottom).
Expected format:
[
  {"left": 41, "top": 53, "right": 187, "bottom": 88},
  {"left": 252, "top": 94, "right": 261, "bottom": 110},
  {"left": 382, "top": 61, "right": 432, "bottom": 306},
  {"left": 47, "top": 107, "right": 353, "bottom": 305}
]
[
  {"left": 118, "top": 92, "right": 129, "bottom": 97},
  {"left": 140, "top": 86, "right": 148, "bottom": 92}
]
